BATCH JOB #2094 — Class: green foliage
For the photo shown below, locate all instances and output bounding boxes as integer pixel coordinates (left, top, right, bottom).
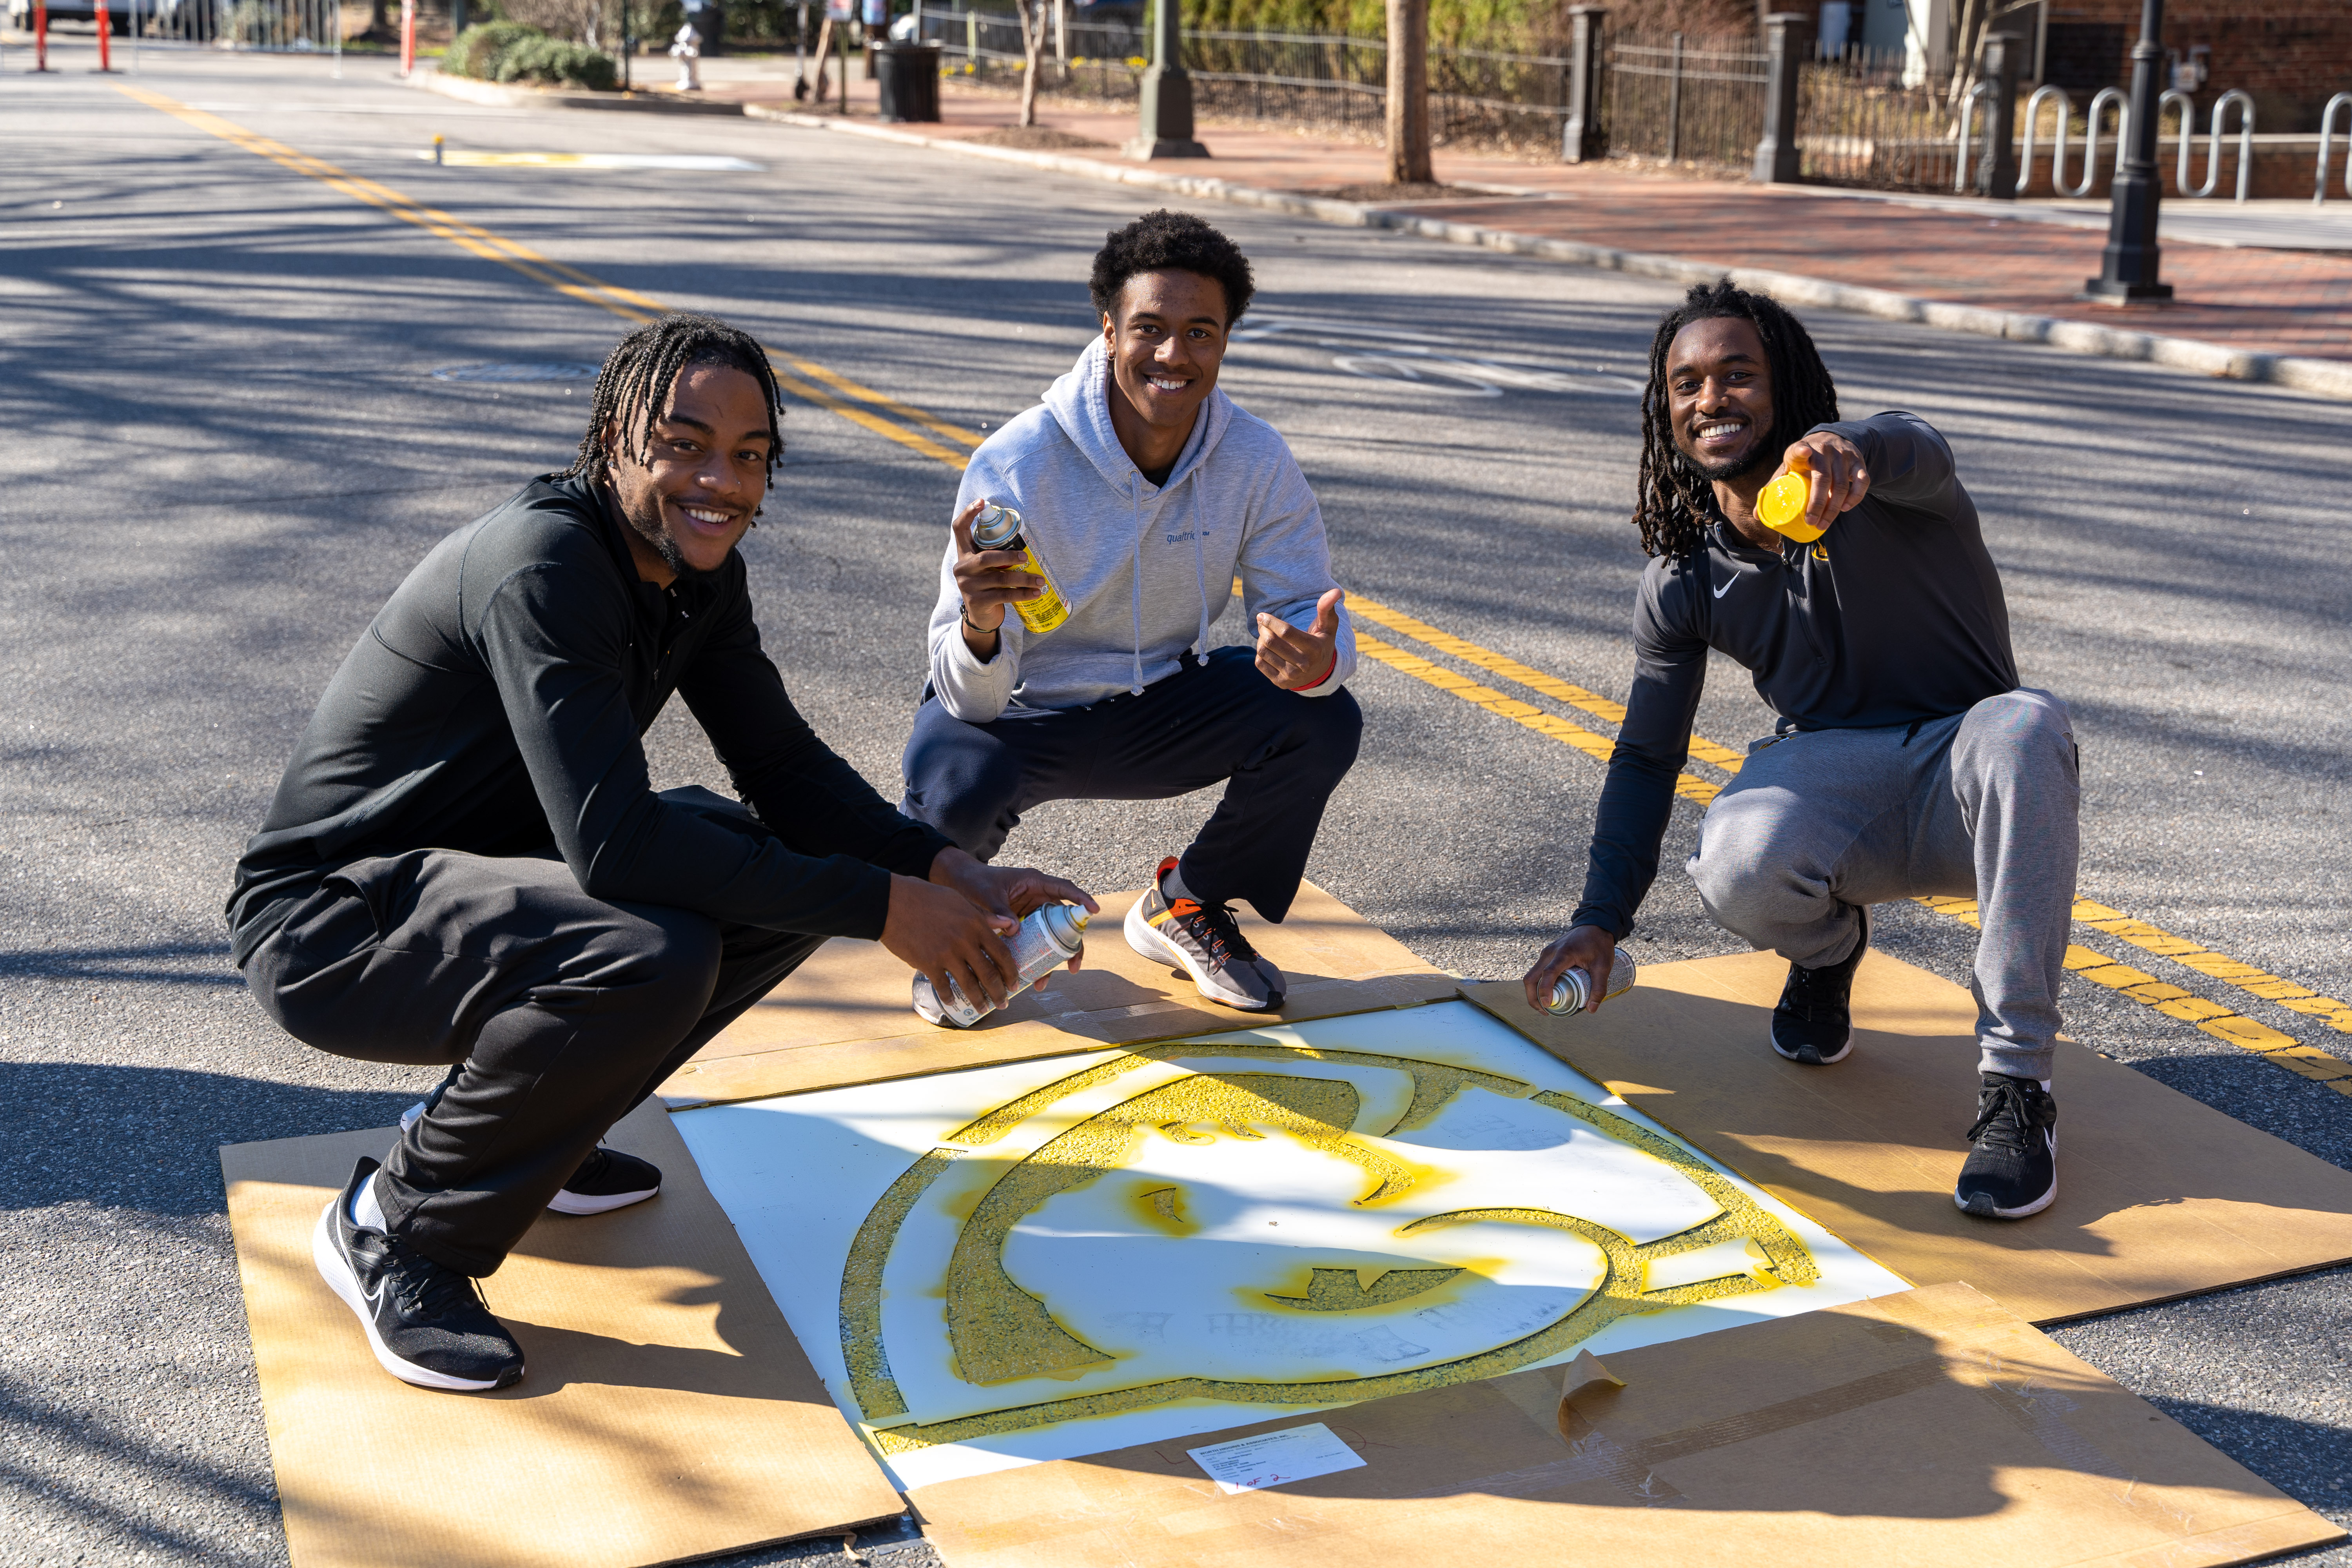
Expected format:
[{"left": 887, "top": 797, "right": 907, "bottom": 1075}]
[
  {"left": 495, "top": 34, "right": 624, "bottom": 87},
  {"left": 446, "top": 20, "right": 547, "bottom": 77}
]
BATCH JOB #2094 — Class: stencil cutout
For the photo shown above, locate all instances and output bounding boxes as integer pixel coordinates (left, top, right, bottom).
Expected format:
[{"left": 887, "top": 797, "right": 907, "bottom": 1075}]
[{"left": 675, "top": 1001, "right": 1908, "bottom": 1489}]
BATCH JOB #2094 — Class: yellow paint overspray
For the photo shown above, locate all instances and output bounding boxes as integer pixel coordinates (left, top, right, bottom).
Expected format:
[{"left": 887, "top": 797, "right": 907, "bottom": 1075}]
[{"left": 840, "top": 1044, "right": 1824, "bottom": 1452}]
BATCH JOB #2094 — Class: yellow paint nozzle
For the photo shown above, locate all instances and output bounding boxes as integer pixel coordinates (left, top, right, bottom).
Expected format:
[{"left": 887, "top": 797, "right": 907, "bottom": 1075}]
[{"left": 1756, "top": 470, "right": 1824, "bottom": 543}]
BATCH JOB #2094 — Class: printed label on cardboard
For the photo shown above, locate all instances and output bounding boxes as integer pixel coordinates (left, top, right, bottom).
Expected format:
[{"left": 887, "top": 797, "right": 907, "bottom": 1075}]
[{"left": 1187, "top": 1423, "right": 1367, "bottom": 1495}]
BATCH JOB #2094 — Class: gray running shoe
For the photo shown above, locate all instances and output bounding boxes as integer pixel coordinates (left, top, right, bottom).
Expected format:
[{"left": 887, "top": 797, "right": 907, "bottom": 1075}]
[{"left": 1124, "top": 856, "right": 1285, "bottom": 1011}]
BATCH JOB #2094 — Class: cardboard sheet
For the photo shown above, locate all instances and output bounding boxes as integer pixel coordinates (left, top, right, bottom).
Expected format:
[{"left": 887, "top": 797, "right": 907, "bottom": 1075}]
[
  {"left": 1460, "top": 948, "right": 2352, "bottom": 1324},
  {"left": 670, "top": 1001, "right": 1907, "bottom": 1491},
  {"left": 220, "top": 1100, "right": 906, "bottom": 1568},
  {"left": 661, "top": 882, "right": 1455, "bottom": 1108},
  {"left": 909, "top": 1282, "right": 2346, "bottom": 1568}
]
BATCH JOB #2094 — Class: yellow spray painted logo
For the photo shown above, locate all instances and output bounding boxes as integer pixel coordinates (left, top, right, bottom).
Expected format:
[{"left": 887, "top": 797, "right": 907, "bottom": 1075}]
[{"left": 838, "top": 1040, "right": 1819, "bottom": 1453}]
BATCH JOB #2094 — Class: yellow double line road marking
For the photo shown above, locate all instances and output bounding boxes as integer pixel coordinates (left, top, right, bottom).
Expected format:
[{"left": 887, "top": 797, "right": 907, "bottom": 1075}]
[
  {"left": 133, "top": 82, "right": 2351, "bottom": 1094},
  {"left": 1343, "top": 594, "right": 2352, "bottom": 1097},
  {"left": 118, "top": 84, "right": 981, "bottom": 471}
]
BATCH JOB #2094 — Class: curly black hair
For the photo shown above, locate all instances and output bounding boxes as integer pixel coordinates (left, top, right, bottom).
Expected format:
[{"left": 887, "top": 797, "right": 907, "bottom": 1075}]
[
  {"left": 1087, "top": 209, "right": 1256, "bottom": 327},
  {"left": 562, "top": 312, "right": 785, "bottom": 481},
  {"left": 1632, "top": 280, "right": 1839, "bottom": 559}
]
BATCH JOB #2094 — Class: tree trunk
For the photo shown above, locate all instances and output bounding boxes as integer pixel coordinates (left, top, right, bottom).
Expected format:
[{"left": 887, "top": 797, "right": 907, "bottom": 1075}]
[
  {"left": 1384, "top": 0, "right": 1430, "bottom": 183},
  {"left": 1016, "top": 0, "right": 1044, "bottom": 126}
]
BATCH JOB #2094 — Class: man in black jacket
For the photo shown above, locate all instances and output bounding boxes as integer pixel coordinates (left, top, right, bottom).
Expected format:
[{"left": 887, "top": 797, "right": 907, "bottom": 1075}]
[
  {"left": 230, "top": 314, "right": 1092, "bottom": 1393},
  {"left": 1523, "top": 281, "right": 2078, "bottom": 1224}
]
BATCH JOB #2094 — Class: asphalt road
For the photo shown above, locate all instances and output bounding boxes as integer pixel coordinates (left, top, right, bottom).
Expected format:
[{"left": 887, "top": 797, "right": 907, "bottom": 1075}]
[{"left": 4, "top": 42, "right": 2349, "bottom": 1568}]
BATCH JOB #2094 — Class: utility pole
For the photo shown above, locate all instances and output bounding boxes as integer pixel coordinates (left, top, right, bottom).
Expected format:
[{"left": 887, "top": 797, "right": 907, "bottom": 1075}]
[
  {"left": 1384, "top": 0, "right": 1430, "bottom": 183},
  {"left": 2085, "top": 0, "right": 2171, "bottom": 299}
]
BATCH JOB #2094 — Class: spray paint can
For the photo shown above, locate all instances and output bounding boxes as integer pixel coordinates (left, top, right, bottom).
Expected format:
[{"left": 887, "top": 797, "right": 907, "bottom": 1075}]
[
  {"left": 1547, "top": 949, "right": 1637, "bottom": 1016},
  {"left": 971, "top": 503, "right": 1071, "bottom": 635},
  {"left": 913, "top": 902, "right": 1090, "bottom": 1028}
]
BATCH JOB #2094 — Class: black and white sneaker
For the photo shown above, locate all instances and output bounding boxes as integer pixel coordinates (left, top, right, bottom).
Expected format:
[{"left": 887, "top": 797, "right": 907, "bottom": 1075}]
[
  {"left": 547, "top": 1145, "right": 662, "bottom": 1216},
  {"left": 1956, "top": 1073, "right": 2058, "bottom": 1219},
  {"left": 401, "top": 1100, "right": 660, "bottom": 1216},
  {"left": 312, "top": 1157, "right": 525, "bottom": 1392},
  {"left": 1125, "top": 856, "right": 1285, "bottom": 1011},
  {"left": 1771, "top": 906, "right": 1869, "bottom": 1065}
]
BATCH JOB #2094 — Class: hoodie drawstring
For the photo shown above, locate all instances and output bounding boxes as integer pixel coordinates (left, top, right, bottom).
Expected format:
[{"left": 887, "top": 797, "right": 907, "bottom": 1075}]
[
  {"left": 1129, "top": 477, "right": 1145, "bottom": 695},
  {"left": 1190, "top": 476, "right": 1211, "bottom": 666}
]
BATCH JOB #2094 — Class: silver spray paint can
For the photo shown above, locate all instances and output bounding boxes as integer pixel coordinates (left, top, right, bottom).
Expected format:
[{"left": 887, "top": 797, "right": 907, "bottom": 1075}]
[
  {"left": 913, "top": 902, "right": 1090, "bottom": 1028},
  {"left": 1547, "top": 949, "right": 1637, "bottom": 1016}
]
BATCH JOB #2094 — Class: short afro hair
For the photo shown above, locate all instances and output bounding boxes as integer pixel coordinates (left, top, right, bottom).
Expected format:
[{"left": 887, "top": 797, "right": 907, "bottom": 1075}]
[{"left": 1088, "top": 210, "right": 1255, "bottom": 327}]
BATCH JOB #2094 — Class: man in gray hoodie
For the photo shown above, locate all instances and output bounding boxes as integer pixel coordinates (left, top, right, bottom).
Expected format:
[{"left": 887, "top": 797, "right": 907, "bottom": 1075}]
[{"left": 902, "top": 211, "right": 1360, "bottom": 1013}]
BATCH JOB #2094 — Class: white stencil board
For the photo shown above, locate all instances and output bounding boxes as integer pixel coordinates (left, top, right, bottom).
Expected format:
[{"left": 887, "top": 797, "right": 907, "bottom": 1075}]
[{"left": 673, "top": 1000, "right": 1908, "bottom": 1491}]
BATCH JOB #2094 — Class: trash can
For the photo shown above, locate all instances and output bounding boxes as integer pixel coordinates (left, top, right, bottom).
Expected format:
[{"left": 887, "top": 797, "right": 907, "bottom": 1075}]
[{"left": 875, "top": 39, "right": 942, "bottom": 123}]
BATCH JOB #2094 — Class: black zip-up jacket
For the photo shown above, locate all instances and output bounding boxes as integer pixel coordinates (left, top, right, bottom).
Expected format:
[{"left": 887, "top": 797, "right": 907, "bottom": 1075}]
[
  {"left": 226, "top": 474, "right": 950, "bottom": 965},
  {"left": 1573, "top": 412, "right": 2018, "bottom": 938}
]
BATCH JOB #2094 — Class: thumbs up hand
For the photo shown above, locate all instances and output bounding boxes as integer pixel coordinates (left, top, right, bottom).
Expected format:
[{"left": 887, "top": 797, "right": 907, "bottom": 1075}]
[{"left": 1255, "top": 587, "right": 1345, "bottom": 691}]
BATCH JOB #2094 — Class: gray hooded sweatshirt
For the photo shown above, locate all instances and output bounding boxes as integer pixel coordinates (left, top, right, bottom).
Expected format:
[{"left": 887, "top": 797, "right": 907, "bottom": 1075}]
[{"left": 926, "top": 339, "right": 1356, "bottom": 720}]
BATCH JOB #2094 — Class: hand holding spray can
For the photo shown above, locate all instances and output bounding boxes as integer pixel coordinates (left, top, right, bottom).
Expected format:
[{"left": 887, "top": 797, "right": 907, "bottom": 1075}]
[
  {"left": 913, "top": 902, "right": 1090, "bottom": 1029},
  {"left": 971, "top": 503, "right": 1071, "bottom": 635},
  {"left": 1547, "top": 947, "right": 1637, "bottom": 1016}
]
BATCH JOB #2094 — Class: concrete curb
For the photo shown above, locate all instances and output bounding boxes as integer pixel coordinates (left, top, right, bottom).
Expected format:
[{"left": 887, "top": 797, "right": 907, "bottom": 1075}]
[
  {"left": 415, "top": 69, "right": 750, "bottom": 115},
  {"left": 744, "top": 105, "right": 2352, "bottom": 403}
]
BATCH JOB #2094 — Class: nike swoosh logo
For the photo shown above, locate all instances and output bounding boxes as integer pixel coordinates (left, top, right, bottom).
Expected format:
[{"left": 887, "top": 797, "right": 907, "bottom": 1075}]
[{"left": 1712, "top": 575, "right": 1737, "bottom": 599}]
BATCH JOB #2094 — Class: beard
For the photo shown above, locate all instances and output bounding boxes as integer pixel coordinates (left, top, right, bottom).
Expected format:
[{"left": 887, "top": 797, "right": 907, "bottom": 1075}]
[
  {"left": 618, "top": 490, "right": 726, "bottom": 581},
  {"left": 1674, "top": 435, "right": 1776, "bottom": 485}
]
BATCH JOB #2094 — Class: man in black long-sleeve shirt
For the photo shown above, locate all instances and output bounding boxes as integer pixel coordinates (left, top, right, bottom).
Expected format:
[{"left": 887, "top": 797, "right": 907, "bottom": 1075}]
[
  {"left": 1523, "top": 283, "right": 2078, "bottom": 1224},
  {"left": 230, "top": 315, "right": 1093, "bottom": 1393}
]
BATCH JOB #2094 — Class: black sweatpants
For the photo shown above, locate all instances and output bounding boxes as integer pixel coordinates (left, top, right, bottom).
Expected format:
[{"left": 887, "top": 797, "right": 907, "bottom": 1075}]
[
  {"left": 244, "top": 788, "right": 822, "bottom": 1276},
  {"left": 899, "top": 646, "right": 1362, "bottom": 923}
]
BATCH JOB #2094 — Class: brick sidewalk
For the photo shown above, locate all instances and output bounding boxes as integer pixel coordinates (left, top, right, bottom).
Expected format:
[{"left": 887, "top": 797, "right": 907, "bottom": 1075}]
[{"left": 731, "top": 68, "right": 2350, "bottom": 364}]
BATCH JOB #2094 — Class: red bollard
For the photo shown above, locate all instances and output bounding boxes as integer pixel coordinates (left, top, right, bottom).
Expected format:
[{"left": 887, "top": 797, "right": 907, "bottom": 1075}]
[
  {"left": 94, "top": 0, "right": 112, "bottom": 71},
  {"left": 34, "top": 0, "right": 52, "bottom": 71},
  {"left": 398, "top": 0, "right": 415, "bottom": 75}
]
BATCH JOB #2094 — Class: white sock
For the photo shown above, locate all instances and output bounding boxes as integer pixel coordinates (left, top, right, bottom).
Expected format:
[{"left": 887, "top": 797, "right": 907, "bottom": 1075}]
[{"left": 351, "top": 1171, "right": 389, "bottom": 1232}]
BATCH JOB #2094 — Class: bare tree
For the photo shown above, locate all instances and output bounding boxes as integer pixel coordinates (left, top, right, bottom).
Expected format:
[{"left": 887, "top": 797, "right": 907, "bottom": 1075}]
[
  {"left": 1013, "top": 0, "right": 1051, "bottom": 127},
  {"left": 1384, "top": 0, "right": 1430, "bottom": 183}
]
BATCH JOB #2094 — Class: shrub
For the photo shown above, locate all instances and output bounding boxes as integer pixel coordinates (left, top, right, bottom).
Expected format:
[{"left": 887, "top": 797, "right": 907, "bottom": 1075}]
[
  {"left": 445, "top": 20, "right": 545, "bottom": 78},
  {"left": 494, "top": 34, "right": 621, "bottom": 89}
]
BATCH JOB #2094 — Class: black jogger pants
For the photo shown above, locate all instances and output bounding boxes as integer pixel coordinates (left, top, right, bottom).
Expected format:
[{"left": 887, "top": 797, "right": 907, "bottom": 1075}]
[{"left": 244, "top": 788, "right": 823, "bottom": 1275}]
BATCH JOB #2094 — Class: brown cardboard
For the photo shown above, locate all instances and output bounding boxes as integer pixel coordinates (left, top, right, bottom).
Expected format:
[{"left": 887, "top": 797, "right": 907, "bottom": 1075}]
[
  {"left": 1458, "top": 949, "right": 2352, "bottom": 1324},
  {"left": 221, "top": 1099, "right": 906, "bottom": 1568},
  {"left": 661, "top": 882, "right": 1455, "bottom": 1107},
  {"left": 910, "top": 1282, "right": 2344, "bottom": 1568}
]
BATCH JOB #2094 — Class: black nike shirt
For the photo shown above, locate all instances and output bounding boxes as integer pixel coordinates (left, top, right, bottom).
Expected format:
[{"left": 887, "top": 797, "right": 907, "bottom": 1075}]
[
  {"left": 1573, "top": 411, "right": 2019, "bottom": 938},
  {"left": 226, "top": 473, "right": 951, "bottom": 965}
]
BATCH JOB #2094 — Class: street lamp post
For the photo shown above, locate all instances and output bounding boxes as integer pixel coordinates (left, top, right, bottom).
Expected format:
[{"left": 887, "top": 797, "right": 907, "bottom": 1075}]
[
  {"left": 1127, "top": 0, "right": 1208, "bottom": 160},
  {"left": 2085, "top": 0, "right": 2171, "bottom": 300}
]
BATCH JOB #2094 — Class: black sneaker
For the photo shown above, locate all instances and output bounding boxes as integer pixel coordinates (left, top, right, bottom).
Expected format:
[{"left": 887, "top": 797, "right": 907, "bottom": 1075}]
[
  {"left": 311, "top": 1157, "right": 526, "bottom": 1392},
  {"left": 402, "top": 1100, "right": 659, "bottom": 1217},
  {"left": 547, "top": 1145, "right": 662, "bottom": 1216},
  {"left": 1956, "top": 1073, "right": 2058, "bottom": 1219},
  {"left": 1124, "top": 856, "right": 1285, "bottom": 1011},
  {"left": 1771, "top": 906, "right": 1869, "bottom": 1065}
]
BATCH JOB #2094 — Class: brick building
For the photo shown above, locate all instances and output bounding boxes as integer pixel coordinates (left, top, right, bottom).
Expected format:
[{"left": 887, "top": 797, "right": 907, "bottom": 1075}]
[{"left": 1836, "top": 0, "right": 2350, "bottom": 131}]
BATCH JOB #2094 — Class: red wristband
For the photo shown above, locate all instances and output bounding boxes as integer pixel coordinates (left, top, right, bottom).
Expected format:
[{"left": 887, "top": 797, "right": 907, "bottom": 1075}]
[{"left": 1301, "top": 650, "right": 1338, "bottom": 690}]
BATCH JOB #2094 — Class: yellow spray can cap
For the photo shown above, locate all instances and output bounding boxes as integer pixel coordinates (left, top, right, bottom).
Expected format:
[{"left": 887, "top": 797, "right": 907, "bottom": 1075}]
[{"left": 1755, "top": 470, "right": 1825, "bottom": 543}]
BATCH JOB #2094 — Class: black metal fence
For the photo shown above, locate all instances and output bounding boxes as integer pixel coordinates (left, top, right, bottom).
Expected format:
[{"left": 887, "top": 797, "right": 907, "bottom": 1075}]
[
  {"left": 1796, "top": 44, "right": 1960, "bottom": 191},
  {"left": 922, "top": 10, "right": 1576, "bottom": 152},
  {"left": 1599, "top": 32, "right": 1766, "bottom": 166}
]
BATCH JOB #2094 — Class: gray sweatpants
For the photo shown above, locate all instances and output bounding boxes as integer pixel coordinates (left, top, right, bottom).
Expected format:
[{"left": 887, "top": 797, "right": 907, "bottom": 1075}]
[{"left": 1686, "top": 688, "right": 2080, "bottom": 1081}]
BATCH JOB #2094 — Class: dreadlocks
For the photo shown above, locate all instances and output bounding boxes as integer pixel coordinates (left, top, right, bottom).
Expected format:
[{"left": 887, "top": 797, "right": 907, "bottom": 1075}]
[
  {"left": 563, "top": 312, "right": 785, "bottom": 481},
  {"left": 1630, "top": 280, "right": 1839, "bottom": 559}
]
